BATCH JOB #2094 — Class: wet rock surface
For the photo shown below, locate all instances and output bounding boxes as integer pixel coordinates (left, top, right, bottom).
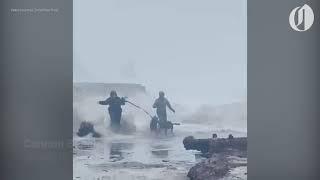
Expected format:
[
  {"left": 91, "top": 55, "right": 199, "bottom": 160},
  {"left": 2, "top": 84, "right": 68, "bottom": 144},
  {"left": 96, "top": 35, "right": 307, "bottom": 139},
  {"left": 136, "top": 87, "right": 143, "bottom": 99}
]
[
  {"left": 77, "top": 122, "right": 101, "bottom": 137},
  {"left": 73, "top": 125, "right": 247, "bottom": 180},
  {"left": 184, "top": 136, "right": 247, "bottom": 180},
  {"left": 183, "top": 136, "right": 247, "bottom": 154}
]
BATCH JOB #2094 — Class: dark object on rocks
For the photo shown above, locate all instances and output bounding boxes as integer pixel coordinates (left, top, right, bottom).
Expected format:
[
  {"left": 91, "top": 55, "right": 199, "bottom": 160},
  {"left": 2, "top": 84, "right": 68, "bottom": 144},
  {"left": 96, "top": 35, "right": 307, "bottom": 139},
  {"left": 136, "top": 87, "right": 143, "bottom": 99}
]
[
  {"left": 184, "top": 135, "right": 247, "bottom": 180},
  {"left": 183, "top": 136, "right": 210, "bottom": 153},
  {"left": 183, "top": 135, "right": 247, "bottom": 153},
  {"left": 77, "top": 122, "right": 101, "bottom": 137},
  {"left": 212, "top": 133, "right": 217, "bottom": 139},
  {"left": 187, "top": 154, "right": 229, "bottom": 180}
]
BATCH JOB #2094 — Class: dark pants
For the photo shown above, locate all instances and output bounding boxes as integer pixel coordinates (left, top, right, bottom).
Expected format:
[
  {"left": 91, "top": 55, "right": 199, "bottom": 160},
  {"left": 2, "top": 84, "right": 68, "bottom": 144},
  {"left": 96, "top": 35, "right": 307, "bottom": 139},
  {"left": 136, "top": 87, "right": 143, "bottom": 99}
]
[{"left": 108, "top": 107, "right": 122, "bottom": 131}]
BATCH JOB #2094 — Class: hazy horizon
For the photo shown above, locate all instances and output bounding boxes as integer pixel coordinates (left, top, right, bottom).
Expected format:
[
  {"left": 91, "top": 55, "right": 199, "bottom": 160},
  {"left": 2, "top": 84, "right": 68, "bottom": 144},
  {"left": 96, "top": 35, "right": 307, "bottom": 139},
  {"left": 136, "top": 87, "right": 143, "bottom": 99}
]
[{"left": 74, "top": 0, "right": 247, "bottom": 107}]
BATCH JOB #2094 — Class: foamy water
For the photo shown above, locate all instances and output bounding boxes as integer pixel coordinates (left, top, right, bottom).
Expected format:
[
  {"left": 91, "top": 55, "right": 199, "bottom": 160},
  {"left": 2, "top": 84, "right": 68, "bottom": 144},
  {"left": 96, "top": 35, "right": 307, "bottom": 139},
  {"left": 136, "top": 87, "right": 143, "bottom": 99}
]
[
  {"left": 73, "top": 120, "right": 246, "bottom": 180},
  {"left": 73, "top": 95, "right": 247, "bottom": 180}
]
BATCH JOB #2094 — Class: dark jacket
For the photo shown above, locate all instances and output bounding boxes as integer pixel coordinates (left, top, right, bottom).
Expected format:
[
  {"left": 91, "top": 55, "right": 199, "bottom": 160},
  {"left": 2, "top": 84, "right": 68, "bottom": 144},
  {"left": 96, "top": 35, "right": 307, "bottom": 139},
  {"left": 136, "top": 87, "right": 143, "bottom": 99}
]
[{"left": 99, "top": 97, "right": 125, "bottom": 110}]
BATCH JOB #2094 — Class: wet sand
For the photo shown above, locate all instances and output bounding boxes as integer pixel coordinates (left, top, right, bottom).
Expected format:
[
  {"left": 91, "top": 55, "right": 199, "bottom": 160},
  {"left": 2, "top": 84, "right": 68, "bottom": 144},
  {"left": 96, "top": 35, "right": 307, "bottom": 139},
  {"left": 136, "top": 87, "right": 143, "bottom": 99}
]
[{"left": 73, "top": 124, "right": 246, "bottom": 180}]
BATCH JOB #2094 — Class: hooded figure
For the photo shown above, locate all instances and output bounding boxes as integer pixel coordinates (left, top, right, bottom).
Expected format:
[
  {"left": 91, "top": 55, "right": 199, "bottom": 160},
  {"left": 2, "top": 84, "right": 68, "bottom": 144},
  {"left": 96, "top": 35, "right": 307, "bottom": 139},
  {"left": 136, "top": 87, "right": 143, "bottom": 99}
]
[
  {"left": 99, "top": 90, "right": 125, "bottom": 131},
  {"left": 153, "top": 91, "right": 175, "bottom": 134}
]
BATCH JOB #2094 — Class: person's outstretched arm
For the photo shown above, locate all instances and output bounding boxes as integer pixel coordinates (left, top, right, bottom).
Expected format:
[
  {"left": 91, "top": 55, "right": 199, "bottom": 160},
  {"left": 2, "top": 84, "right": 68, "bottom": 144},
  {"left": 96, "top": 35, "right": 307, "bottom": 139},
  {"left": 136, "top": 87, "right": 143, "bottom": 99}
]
[
  {"left": 98, "top": 98, "right": 110, "bottom": 105},
  {"left": 166, "top": 99, "right": 175, "bottom": 113}
]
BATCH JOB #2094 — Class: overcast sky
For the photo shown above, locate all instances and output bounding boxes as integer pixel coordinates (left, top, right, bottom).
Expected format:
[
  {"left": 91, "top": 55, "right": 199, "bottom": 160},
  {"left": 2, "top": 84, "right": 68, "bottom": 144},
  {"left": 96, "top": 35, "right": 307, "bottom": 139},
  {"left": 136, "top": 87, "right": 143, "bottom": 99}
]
[{"left": 74, "top": 0, "right": 247, "bottom": 107}]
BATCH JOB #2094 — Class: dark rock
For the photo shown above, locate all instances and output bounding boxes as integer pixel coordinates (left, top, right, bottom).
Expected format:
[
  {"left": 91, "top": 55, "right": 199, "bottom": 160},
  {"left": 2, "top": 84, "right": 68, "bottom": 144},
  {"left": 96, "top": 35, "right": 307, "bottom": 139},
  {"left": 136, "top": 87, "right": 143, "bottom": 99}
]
[
  {"left": 183, "top": 136, "right": 210, "bottom": 153},
  {"left": 187, "top": 154, "right": 229, "bottom": 180},
  {"left": 183, "top": 136, "right": 247, "bottom": 153},
  {"left": 228, "top": 134, "right": 234, "bottom": 139},
  {"left": 77, "top": 121, "right": 101, "bottom": 137},
  {"left": 184, "top": 135, "right": 247, "bottom": 180},
  {"left": 212, "top": 133, "right": 218, "bottom": 139}
]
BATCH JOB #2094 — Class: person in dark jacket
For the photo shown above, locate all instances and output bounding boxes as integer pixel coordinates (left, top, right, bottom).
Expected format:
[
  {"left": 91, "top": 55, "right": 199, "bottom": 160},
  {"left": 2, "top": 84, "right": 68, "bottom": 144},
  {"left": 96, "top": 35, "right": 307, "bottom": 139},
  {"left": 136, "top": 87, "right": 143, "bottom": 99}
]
[
  {"left": 99, "top": 90, "right": 125, "bottom": 131},
  {"left": 153, "top": 91, "right": 175, "bottom": 134}
]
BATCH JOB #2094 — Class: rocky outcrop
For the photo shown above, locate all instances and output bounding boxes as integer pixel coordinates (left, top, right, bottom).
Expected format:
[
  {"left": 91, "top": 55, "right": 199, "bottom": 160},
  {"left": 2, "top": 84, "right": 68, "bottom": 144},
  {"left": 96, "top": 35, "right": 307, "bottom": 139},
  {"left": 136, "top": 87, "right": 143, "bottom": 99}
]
[
  {"left": 188, "top": 153, "right": 229, "bottom": 180},
  {"left": 183, "top": 135, "right": 247, "bottom": 180},
  {"left": 76, "top": 121, "right": 101, "bottom": 137},
  {"left": 183, "top": 135, "right": 247, "bottom": 154}
]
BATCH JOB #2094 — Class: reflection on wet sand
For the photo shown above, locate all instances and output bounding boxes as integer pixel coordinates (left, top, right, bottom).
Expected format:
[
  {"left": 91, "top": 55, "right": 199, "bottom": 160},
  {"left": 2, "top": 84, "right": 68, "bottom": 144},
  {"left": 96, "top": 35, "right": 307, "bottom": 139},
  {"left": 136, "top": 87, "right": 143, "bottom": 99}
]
[
  {"left": 150, "top": 144, "right": 169, "bottom": 158},
  {"left": 74, "top": 129, "right": 247, "bottom": 180},
  {"left": 151, "top": 150, "right": 169, "bottom": 158},
  {"left": 109, "top": 142, "right": 134, "bottom": 162},
  {"left": 76, "top": 139, "right": 95, "bottom": 150}
]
